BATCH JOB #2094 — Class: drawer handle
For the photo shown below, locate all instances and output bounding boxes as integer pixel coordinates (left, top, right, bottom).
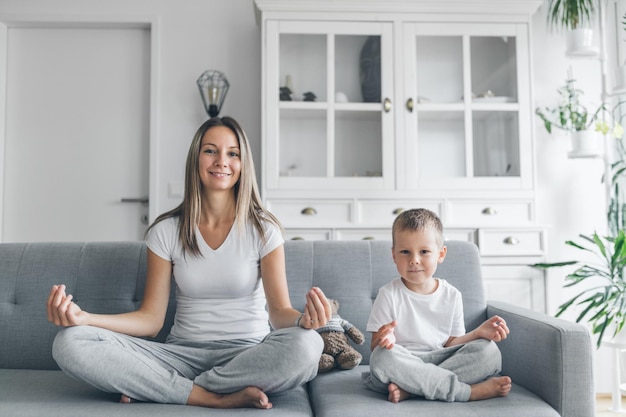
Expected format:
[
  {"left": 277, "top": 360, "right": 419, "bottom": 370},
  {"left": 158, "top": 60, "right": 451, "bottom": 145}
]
[
  {"left": 482, "top": 207, "right": 497, "bottom": 215},
  {"left": 362, "top": 236, "right": 375, "bottom": 240},
  {"left": 291, "top": 237, "right": 304, "bottom": 241},
  {"left": 301, "top": 207, "right": 317, "bottom": 216},
  {"left": 503, "top": 236, "right": 519, "bottom": 245},
  {"left": 392, "top": 208, "right": 404, "bottom": 215}
]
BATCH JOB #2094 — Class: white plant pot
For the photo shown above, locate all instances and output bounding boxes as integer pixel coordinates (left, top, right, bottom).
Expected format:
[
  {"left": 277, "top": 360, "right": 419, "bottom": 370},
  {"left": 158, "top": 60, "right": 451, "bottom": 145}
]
[
  {"left": 565, "top": 28, "right": 598, "bottom": 57},
  {"left": 569, "top": 130, "right": 602, "bottom": 158}
]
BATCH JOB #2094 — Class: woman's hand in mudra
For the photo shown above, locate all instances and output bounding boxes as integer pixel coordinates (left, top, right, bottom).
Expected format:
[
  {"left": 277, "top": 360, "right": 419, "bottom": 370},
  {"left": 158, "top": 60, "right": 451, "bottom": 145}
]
[{"left": 300, "top": 287, "right": 332, "bottom": 330}]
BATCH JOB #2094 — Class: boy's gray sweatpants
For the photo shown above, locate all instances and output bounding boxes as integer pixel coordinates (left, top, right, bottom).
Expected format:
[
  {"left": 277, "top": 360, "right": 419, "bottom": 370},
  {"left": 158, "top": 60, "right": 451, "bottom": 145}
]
[
  {"left": 52, "top": 325, "right": 323, "bottom": 404},
  {"left": 362, "top": 339, "right": 502, "bottom": 402}
]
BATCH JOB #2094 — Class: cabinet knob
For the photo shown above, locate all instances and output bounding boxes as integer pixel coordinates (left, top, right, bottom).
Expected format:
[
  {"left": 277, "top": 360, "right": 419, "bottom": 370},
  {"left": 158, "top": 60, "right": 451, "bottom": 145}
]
[
  {"left": 362, "top": 236, "right": 375, "bottom": 240},
  {"left": 291, "top": 236, "right": 305, "bottom": 241},
  {"left": 406, "top": 98, "right": 414, "bottom": 113},
  {"left": 392, "top": 208, "right": 404, "bottom": 215},
  {"left": 383, "top": 98, "right": 392, "bottom": 113},
  {"left": 301, "top": 207, "right": 317, "bottom": 216},
  {"left": 481, "top": 207, "right": 497, "bottom": 215},
  {"left": 503, "top": 236, "right": 519, "bottom": 245}
]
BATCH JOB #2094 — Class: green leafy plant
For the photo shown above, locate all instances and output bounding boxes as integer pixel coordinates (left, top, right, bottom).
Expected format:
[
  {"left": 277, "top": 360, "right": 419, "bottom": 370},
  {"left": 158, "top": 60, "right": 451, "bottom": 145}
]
[
  {"left": 547, "top": 0, "right": 595, "bottom": 30},
  {"left": 535, "top": 70, "right": 604, "bottom": 133},
  {"left": 534, "top": 101, "right": 626, "bottom": 349},
  {"left": 533, "top": 231, "right": 626, "bottom": 348}
]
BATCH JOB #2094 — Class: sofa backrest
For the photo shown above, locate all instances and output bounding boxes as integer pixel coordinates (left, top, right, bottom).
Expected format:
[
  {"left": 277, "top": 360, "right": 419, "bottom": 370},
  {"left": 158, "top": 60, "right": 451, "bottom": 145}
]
[
  {"left": 0, "top": 242, "right": 156, "bottom": 370},
  {"left": 0, "top": 239, "right": 485, "bottom": 370}
]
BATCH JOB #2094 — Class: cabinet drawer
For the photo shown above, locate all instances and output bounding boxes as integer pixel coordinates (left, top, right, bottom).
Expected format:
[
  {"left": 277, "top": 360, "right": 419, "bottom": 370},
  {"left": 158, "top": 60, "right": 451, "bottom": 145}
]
[
  {"left": 357, "top": 200, "right": 443, "bottom": 227},
  {"left": 283, "top": 229, "right": 331, "bottom": 241},
  {"left": 482, "top": 265, "right": 545, "bottom": 312},
  {"left": 478, "top": 229, "right": 545, "bottom": 256},
  {"left": 334, "top": 229, "right": 391, "bottom": 241},
  {"left": 267, "top": 200, "right": 352, "bottom": 227},
  {"left": 444, "top": 229, "right": 477, "bottom": 243},
  {"left": 447, "top": 200, "right": 533, "bottom": 226}
]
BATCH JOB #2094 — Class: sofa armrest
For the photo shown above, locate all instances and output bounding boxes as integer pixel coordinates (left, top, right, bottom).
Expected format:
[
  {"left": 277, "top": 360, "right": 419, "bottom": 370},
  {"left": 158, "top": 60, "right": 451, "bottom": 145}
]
[{"left": 487, "top": 301, "right": 594, "bottom": 417}]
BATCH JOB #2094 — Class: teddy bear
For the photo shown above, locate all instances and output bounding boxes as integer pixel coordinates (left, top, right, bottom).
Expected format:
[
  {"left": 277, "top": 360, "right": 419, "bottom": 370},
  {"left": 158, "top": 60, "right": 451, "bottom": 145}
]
[{"left": 316, "top": 299, "right": 365, "bottom": 372}]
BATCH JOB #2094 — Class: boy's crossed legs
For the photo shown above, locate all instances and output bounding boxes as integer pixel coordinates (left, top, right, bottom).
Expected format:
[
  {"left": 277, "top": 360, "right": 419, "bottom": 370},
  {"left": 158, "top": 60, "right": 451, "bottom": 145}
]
[{"left": 363, "top": 339, "right": 511, "bottom": 403}]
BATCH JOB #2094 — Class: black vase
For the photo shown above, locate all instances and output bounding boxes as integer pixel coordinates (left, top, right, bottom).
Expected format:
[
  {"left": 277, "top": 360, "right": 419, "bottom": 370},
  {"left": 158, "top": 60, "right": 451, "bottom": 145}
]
[{"left": 359, "top": 36, "right": 381, "bottom": 103}]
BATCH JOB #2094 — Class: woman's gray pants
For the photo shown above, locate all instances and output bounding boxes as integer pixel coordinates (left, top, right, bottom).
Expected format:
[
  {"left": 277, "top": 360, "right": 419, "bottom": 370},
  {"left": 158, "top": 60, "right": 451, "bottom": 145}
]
[
  {"left": 362, "top": 339, "right": 502, "bottom": 402},
  {"left": 52, "top": 325, "right": 323, "bottom": 404}
]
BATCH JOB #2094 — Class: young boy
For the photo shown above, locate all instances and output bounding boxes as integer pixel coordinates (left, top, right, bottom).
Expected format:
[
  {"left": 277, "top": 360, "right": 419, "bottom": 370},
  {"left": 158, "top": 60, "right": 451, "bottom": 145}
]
[{"left": 362, "top": 208, "right": 512, "bottom": 403}]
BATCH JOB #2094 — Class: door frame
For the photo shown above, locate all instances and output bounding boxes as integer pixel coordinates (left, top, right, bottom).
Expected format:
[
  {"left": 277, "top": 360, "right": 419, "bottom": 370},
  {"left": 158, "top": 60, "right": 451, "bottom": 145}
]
[{"left": 0, "top": 13, "right": 161, "bottom": 240}]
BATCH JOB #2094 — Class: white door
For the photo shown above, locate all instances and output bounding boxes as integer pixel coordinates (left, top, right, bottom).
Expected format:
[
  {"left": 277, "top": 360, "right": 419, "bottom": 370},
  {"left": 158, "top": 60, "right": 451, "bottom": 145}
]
[{"left": 2, "top": 25, "right": 150, "bottom": 242}]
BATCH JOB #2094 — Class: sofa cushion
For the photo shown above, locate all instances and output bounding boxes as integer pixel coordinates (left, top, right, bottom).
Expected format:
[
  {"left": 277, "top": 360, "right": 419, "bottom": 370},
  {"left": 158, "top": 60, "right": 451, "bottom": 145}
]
[
  {"left": 308, "top": 366, "right": 560, "bottom": 417},
  {"left": 0, "top": 369, "right": 313, "bottom": 417}
]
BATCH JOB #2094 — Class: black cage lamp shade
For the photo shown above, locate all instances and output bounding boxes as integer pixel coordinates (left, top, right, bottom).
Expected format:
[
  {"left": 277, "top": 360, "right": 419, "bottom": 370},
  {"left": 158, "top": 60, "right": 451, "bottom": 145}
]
[{"left": 197, "top": 70, "right": 230, "bottom": 117}]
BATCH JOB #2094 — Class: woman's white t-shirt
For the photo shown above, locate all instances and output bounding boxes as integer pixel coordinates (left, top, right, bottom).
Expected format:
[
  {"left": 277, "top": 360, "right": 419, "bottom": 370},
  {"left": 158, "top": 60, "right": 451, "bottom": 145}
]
[
  {"left": 146, "top": 216, "right": 284, "bottom": 342},
  {"left": 367, "top": 278, "right": 465, "bottom": 353}
]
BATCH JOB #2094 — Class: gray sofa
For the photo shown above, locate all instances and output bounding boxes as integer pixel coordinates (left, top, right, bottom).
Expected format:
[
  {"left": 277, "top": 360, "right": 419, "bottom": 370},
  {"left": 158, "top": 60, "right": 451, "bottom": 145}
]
[{"left": 0, "top": 240, "right": 594, "bottom": 417}]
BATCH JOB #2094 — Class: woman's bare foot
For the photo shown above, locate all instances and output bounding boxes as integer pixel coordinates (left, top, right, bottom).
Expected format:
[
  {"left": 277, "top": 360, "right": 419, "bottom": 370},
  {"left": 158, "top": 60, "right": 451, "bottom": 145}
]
[
  {"left": 119, "top": 394, "right": 135, "bottom": 403},
  {"left": 387, "top": 383, "right": 412, "bottom": 403},
  {"left": 187, "top": 385, "right": 272, "bottom": 409},
  {"left": 469, "top": 376, "right": 512, "bottom": 401}
]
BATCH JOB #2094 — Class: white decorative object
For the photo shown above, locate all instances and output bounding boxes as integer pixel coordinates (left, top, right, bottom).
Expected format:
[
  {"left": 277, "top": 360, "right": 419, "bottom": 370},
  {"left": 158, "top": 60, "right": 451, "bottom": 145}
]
[
  {"left": 569, "top": 130, "right": 602, "bottom": 157},
  {"left": 565, "top": 28, "right": 599, "bottom": 57},
  {"left": 335, "top": 91, "right": 348, "bottom": 103}
]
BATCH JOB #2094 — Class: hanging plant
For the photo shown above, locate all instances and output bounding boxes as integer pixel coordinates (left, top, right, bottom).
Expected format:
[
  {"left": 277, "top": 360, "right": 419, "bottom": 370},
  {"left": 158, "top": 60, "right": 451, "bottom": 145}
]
[
  {"left": 546, "top": 0, "right": 595, "bottom": 30},
  {"left": 535, "top": 69, "right": 604, "bottom": 133}
]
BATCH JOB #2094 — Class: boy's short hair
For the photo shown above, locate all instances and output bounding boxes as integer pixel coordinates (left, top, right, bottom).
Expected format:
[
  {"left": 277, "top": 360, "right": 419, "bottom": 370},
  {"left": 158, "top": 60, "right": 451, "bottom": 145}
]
[{"left": 392, "top": 208, "right": 444, "bottom": 247}]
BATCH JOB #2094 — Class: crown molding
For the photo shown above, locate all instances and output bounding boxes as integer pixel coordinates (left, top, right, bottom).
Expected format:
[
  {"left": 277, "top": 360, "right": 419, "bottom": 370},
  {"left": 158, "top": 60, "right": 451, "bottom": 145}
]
[{"left": 254, "top": 0, "right": 543, "bottom": 18}]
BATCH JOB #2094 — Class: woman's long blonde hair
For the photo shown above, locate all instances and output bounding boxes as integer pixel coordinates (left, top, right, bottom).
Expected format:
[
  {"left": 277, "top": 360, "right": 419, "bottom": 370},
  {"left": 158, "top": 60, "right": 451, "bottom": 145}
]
[{"left": 147, "top": 116, "right": 281, "bottom": 256}]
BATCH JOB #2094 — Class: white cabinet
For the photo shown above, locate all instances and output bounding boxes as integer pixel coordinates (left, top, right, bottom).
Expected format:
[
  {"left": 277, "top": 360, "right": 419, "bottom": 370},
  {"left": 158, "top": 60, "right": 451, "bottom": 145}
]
[
  {"left": 401, "top": 23, "right": 534, "bottom": 191},
  {"left": 263, "top": 20, "right": 394, "bottom": 191},
  {"left": 255, "top": 0, "right": 547, "bottom": 312}
]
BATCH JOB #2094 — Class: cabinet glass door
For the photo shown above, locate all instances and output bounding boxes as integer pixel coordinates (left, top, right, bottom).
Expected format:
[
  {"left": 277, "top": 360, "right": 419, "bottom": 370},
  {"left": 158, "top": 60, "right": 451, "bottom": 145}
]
[
  {"left": 265, "top": 21, "right": 393, "bottom": 190},
  {"left": 403, "top": 23, "right": 530, "bottom": 190}
]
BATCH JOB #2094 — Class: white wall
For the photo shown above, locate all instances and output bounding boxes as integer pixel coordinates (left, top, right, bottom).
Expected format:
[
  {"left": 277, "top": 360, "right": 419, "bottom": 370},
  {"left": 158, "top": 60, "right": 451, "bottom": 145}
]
[
  {"left": 0, "top": 0, "right": 618, "bottom": 394},
  {"left": 0, "top": 0, "right": 263, "bottom": 216}
]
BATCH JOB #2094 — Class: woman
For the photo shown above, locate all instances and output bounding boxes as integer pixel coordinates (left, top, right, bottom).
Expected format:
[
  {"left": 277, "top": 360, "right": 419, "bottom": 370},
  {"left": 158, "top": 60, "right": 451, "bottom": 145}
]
[{"left": 47, "top": 116, "right": 331, "bottom": 409}]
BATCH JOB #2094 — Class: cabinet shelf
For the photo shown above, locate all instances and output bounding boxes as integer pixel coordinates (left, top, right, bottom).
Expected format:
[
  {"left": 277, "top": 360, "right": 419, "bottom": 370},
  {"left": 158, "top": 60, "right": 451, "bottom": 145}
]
[
  {"left": 279, "top": 101, "right": 383, "bottom": 111},
  {"left": 418, "top": 103, "right": 465, "bottom": 111},
  {"left": 279, "top": 101, "right": 327, "bottom": 110}
]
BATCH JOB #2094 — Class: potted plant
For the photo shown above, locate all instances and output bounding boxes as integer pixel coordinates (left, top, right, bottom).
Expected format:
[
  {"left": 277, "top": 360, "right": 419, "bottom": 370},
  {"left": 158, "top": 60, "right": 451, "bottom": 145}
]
[
  {"left": 533, "top": 231, "right": 626, "bottom": 349},
  {"left": 535, "top": 69, "right": 605, "bottom": 155},
  {"left": 547, "top": 0, "right": 595, "bottom": 30},
  {"left": 546, "top": 0, "right": 597, "bottom": 56}
]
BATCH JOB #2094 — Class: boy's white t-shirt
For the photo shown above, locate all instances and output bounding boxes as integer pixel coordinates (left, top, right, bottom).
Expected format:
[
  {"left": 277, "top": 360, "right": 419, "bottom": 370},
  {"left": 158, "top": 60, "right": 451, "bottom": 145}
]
[
  {"left": 367, "top": 278, "right": 465, "bottom": 353},
  {"left": 146, "top": 216, "right": 284, "bottom": 342}
]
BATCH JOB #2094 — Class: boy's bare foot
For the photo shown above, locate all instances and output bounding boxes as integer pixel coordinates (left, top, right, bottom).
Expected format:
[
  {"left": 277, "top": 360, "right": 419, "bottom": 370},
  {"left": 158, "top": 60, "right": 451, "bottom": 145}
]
[
  {"left": 469, "top": 376, "right": 512, "bottom": 401},
  {"left": 387, "top": 383, "right": 412, "bottom": 403},
  {"left": 187, "top": 385, "right": 272, "bottom": 409}
]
